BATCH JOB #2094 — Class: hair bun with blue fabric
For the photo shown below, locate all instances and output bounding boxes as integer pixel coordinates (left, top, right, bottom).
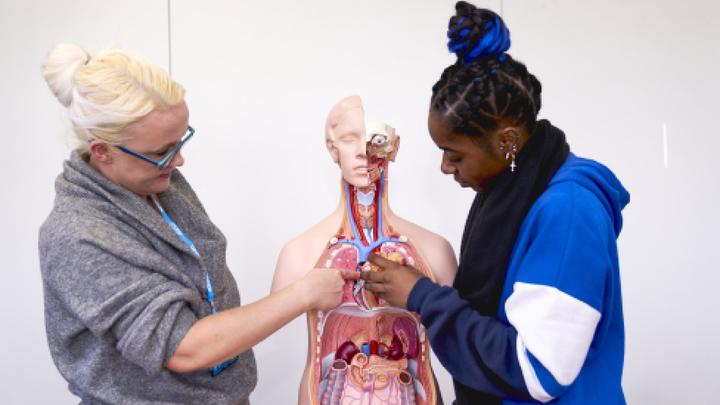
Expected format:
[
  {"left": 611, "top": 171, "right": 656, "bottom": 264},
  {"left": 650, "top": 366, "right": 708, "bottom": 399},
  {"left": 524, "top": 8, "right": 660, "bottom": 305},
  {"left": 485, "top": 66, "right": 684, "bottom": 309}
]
[{"left": 448, "top": 1, "right": 511, "bottom": 64}]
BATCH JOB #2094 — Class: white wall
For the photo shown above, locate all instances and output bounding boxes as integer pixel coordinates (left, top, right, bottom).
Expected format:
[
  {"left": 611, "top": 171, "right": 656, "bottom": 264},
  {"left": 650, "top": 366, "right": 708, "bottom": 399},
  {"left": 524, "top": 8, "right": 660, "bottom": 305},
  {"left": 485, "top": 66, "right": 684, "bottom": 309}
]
[
  {"left": 1, "top": 0, "right": 717, "bottom": 404},
  {"left": 0, "top": 1, "right": 168, "bottom": 404}
]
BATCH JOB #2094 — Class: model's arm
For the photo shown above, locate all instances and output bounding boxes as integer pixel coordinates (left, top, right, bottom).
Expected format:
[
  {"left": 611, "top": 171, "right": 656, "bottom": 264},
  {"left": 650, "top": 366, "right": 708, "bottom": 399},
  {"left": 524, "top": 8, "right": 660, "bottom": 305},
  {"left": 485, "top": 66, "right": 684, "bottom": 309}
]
[
  {"left": 167, "top": 267, "right": 357, "bottom": 372},
  {"left": 395, "top": 219, "right": 458, "bottom": 286},
  {"left": 424, "top": 236, "right": 458, "bottom": 287},
  {"left": 271, "top": 240, "right": 311, "bottom": 292}
]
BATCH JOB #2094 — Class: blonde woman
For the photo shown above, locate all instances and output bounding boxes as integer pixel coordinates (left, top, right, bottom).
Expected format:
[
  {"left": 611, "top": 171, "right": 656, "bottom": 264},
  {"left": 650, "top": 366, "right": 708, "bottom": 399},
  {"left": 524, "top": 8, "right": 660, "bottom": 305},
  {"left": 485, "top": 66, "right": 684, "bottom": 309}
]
[{"left": 38, "top": 43, "right": 358, "bottom": 404}]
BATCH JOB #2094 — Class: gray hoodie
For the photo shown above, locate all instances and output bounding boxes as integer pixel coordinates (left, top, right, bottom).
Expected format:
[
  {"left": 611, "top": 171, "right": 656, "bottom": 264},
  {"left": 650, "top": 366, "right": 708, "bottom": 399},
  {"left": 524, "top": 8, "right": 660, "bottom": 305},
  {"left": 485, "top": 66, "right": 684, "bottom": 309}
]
[{"left": 38, "top": 151, "right": 257, "bottom": 404}]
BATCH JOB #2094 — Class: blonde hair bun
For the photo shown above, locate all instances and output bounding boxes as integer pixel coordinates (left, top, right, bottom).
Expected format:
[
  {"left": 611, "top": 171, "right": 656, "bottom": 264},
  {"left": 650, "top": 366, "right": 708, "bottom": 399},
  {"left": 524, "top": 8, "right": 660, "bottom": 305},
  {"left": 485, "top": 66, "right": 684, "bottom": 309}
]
[
  {"left": 41, "top": 43, "right": 185, "bottom": 151},
  {"left": 41, "top": 43, "right": 91, "bottom": 107}
]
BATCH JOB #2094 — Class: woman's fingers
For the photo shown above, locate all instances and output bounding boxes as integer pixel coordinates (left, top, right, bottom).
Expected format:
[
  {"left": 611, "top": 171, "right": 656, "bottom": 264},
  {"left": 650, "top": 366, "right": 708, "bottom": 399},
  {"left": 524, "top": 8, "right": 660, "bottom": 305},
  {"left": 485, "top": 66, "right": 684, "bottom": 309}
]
[
  {"left": 363, "top": 280, "right": 387, "bottom": 294},
  {"left": 339, "top": 269, "right": 360, "bottom": 280},
  {"left": 368, "top": 253, "right": 396, "bottom": 270},
  {"left": 360, "top": 269, "right": 385, "bottom": 282}
]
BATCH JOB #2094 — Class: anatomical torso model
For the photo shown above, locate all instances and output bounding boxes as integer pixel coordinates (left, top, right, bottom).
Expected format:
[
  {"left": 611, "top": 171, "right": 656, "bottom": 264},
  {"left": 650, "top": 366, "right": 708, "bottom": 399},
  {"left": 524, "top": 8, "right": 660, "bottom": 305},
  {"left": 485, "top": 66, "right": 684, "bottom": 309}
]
[{"left": 272, "top": 96, "right": 456, "bottom": 405}]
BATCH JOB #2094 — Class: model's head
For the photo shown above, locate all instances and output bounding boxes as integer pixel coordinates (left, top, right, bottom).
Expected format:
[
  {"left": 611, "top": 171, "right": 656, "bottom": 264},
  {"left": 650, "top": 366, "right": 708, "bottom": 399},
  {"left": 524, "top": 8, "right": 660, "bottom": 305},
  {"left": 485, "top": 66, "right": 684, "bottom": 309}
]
[
  {"left": 428, "top": 1, "right": 542, "bottom": 192},
  {"left": 325, "top": 96, "right": 399, "bottom": 188},
  {"left": 42, "top": 43, "right": 189, "bottom": 197}
]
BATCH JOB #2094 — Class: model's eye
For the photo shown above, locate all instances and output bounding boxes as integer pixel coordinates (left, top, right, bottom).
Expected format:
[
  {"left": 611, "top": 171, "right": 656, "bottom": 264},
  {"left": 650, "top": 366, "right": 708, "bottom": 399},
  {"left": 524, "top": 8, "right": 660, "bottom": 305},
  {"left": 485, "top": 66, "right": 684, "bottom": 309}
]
[
  {"left": 370, "top": 134, "right": 387, "bottom": 145},
  {"left": 339, "top": 132, "right": 359, "bottom": 143}
]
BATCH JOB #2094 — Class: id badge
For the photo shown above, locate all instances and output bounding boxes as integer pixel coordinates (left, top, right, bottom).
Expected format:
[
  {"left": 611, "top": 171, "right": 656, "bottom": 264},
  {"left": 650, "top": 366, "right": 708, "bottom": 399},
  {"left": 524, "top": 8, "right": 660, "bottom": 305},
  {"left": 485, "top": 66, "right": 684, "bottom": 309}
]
[{"left": 210, "top": 356, "right": 238, "bottom": 377}]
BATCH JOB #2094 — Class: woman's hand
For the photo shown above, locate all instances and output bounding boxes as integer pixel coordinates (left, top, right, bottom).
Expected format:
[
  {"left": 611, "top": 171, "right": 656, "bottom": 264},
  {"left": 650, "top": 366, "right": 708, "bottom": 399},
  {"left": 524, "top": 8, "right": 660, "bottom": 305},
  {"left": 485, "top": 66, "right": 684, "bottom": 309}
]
[
  {"left": 361, "top": 254, "right": 425, "bottom": 309},
  {"left": 168, "top": 268, "right": 358, "bottom": 373},
  {"left": 296, "top": 268, "right": 359, "bottom": 311}
]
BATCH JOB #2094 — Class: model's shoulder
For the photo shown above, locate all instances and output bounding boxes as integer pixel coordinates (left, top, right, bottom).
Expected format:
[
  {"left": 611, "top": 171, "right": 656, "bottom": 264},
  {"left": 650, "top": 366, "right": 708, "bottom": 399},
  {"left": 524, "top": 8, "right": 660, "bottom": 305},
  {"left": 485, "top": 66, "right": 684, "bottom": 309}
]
[
  {"left": 282, "top": 211, "right": 343, "bottom": 256},
  {"left": 390, "top": 216, "right": 448, "bottom": 246},
  {"left": 278, "top": 234, "right": 316, "bottom": 261},
  {"left": 390, "top": 216, "right": 457, "bottom": 286},
  {"left": 272, "top": 212, "right": 342, "bottom": 291}
]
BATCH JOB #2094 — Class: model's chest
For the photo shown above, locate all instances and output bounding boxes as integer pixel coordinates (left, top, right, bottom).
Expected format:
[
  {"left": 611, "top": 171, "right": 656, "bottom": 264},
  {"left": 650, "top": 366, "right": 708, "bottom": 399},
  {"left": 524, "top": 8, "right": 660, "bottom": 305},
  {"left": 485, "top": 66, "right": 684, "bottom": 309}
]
[{"left": 316, "top": 237, "right": 431, "bottom": 307}]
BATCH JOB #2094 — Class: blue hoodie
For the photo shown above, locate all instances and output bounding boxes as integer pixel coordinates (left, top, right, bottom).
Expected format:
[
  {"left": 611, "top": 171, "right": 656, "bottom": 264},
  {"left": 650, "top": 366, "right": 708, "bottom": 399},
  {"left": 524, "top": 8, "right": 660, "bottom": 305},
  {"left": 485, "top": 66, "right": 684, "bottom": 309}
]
[{"left": 408, "top": 154, "right": 629, "bottom": 404}]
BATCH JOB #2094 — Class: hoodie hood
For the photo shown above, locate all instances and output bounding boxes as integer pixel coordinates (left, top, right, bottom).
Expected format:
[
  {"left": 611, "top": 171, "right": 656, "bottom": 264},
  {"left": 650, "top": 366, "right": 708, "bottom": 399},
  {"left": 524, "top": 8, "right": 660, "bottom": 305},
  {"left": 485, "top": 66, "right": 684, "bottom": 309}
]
[{"left": 550, "top": 153, "right": 630, "bottom": 236}]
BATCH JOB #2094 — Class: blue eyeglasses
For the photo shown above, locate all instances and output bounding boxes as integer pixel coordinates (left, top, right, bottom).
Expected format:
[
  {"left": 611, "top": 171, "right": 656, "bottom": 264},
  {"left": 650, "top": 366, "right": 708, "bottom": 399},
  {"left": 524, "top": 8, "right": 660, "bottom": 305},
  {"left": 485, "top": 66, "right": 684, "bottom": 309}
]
[{"left": 116, "top": 126, "right": 195, "bottom": 170}]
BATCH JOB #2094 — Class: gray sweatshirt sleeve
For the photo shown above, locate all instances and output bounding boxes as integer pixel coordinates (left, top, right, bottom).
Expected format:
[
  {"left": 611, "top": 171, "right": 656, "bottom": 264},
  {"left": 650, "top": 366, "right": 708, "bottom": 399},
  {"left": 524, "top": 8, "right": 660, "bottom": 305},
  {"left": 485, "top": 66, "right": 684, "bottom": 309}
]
[{"left": 40, "top": 213, "right": 201, "bottom": 376}]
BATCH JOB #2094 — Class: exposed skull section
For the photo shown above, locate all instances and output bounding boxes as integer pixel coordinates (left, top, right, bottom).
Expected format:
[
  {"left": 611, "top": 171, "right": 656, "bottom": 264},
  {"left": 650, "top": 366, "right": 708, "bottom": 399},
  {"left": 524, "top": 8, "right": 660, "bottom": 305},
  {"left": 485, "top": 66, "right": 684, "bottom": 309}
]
[{"left": 365, "top": 121, "right": 398, "bottom": 184}]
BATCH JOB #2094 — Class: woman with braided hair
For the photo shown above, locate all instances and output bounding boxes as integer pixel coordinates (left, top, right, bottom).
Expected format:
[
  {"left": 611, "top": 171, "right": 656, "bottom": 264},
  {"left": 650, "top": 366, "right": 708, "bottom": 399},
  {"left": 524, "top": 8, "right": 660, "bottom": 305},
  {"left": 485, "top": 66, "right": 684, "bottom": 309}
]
[{"left": 362, "top": 2, "right": 628, "bottom": 404}]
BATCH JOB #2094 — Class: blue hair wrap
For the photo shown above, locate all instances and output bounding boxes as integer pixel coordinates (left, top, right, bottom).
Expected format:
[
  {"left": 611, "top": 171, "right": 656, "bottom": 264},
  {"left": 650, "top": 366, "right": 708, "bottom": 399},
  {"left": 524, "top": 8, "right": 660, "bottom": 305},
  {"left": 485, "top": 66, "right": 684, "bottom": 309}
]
[{"left": 447, "top": 14, "right": 511, "bottom": 64}]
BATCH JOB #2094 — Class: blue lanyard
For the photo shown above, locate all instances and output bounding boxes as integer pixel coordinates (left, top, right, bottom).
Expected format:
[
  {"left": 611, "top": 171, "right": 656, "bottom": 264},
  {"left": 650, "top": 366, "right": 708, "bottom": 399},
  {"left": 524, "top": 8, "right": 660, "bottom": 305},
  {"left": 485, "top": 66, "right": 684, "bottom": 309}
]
[
  {"left": 151, "top": 196, "right": 218, "bottom": 313},
  {"left": 151, "top": 195, "right": 237, "bottom": 376}
]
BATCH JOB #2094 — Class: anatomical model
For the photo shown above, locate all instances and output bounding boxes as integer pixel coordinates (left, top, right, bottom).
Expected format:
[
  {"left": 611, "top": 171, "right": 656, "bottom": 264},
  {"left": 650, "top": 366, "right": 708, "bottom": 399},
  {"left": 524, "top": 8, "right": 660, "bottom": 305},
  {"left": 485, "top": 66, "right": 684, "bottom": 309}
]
[{"left": 272, "top": 96, "right": 456, "bottom": 405}]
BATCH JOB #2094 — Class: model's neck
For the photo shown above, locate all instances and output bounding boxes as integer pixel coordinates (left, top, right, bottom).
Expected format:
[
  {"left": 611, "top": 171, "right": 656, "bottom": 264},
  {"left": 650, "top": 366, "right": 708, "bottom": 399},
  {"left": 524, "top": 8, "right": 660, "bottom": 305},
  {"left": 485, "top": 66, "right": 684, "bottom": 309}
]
[{"left": 341, "top": 167, "right": 392, "bottom": 244}]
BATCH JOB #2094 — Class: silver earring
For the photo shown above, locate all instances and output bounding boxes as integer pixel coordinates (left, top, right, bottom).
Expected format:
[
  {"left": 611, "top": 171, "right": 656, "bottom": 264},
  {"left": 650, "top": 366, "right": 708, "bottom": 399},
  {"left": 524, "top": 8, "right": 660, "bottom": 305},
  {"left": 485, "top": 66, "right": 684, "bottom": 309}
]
[{"left": 509, "top": 144, "right": 517, "bottom": 172}]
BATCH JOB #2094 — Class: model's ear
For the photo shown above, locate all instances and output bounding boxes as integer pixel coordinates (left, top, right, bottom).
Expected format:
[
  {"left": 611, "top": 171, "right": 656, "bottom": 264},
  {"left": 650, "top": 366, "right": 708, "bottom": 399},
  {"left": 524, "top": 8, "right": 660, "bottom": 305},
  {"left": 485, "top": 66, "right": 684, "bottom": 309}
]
[
  {"left": 387, "top": 135, "right": 400, "bottom": 162},
  {"left": 326, "top": 138, "right": 340, "bottom": 164},
  {"left": 88, "top": 140, "right": 114, "bottom": 165}
]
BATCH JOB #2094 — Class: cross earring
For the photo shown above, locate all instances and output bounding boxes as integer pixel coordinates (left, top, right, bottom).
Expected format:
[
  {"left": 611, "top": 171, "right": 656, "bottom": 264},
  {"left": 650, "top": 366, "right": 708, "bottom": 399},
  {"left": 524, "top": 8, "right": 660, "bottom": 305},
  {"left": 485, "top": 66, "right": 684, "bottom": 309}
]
[{"left": 507, "top": 144, "right": 517, "bottom": 172}]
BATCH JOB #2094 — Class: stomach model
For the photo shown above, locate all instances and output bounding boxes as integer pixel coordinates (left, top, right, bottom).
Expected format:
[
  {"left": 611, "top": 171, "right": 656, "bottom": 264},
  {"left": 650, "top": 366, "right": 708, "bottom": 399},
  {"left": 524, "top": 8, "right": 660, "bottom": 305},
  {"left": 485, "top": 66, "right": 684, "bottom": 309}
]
[{"left": 307, "top": 180, "right": 438, "bottom": 405}]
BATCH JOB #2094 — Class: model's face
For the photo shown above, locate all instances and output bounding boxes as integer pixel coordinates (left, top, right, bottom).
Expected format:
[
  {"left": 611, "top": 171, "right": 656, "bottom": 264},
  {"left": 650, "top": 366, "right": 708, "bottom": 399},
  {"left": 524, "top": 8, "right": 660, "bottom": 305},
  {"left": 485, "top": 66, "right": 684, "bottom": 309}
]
[
  {"left": 93, "top": 102, "right": 189, "bottom": 197},
  {"left": 329, "top": 109, "right": 400, "bottom": 188},
  {"left": 427, "top": 109, "right": 507, "bottom": 193},
  {"left": 330, "top": 107, "right": 373, "bottom": 188}
]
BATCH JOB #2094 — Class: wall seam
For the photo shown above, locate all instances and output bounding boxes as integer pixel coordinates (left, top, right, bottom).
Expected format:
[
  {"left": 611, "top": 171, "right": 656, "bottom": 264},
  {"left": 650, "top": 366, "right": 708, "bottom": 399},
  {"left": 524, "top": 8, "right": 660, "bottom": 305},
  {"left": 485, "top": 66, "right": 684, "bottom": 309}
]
[{"left": 167, "top": 0, "right": 173, "bottom": 76}]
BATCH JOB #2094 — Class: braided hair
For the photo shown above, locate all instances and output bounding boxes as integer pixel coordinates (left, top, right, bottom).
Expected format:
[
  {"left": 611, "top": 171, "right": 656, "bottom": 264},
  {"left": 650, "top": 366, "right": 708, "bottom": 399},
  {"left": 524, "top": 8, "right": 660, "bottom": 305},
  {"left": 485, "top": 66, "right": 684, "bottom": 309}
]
[{"left": 431, "top": 1, "right": 542, "bottom": 141}]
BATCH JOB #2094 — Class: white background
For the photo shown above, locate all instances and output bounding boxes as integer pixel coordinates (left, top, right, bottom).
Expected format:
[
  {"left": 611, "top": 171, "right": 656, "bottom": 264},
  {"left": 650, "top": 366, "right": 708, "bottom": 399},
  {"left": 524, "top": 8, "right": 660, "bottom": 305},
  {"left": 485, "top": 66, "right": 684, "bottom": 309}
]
[{"left": 1, "top": 0, "right": 718, "bottom": 404}]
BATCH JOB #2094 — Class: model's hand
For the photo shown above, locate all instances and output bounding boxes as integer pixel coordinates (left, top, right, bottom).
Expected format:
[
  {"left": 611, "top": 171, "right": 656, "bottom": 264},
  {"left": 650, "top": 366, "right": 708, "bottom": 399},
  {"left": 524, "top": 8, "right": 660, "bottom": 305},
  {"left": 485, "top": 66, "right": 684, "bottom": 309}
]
[
  {"left": 297, "top": 268, "right": 359, "bottom": 311},
  {"left": 361, "top": 254, "right": 425, "bottom": 309}
]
